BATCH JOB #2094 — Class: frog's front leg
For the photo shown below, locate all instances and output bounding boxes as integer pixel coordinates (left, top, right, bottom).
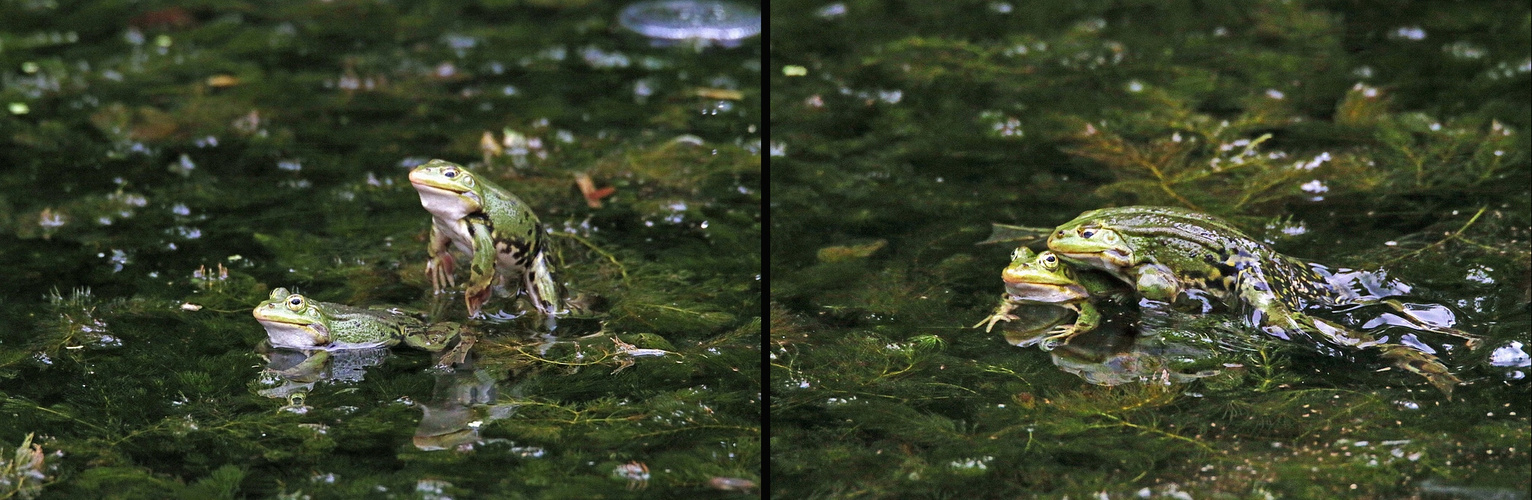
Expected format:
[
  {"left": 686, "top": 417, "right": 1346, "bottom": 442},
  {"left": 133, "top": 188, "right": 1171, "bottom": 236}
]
[
  {"left": 1130, "top": 264, "right": 1181, "bottom": 302},
  {"left": 973, "top": 294, "right": 1021, "bottom": 332},
  {"left": 274, "top": 350, "right": 332, "bottom": 382},
  {"left": 464, "top": 218, "right": 498, "bottom": 317},
  {"left": 1037, "top": 302, "right": 1099, "bottom": 351},
  {"left": 426, "top": 224, "right": 457, "bottom": 292}
]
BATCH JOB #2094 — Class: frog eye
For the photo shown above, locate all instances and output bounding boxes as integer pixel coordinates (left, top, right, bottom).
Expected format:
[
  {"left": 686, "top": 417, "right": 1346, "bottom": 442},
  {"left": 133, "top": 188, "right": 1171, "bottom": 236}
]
[
  {"left": 442, "top": 167, "right": 458, "bottom": 178},
  {"left": 1081, "top": 229, "right": 1097, "bottom": 238},
  {"left": 285, "top": 295, "right": 306, "bottom": 311}
]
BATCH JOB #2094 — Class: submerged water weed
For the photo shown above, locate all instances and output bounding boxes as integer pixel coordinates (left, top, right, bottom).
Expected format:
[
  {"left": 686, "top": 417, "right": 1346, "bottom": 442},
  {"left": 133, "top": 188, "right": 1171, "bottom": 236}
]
[{"left": 1058, "top": 84, "right": 1524, "bottom": 214}]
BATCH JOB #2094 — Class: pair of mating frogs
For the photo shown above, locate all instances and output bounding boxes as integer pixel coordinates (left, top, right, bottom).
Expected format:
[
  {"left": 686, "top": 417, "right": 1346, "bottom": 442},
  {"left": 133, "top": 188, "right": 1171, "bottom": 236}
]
[
  {"left": 253, "top": 160, "right": 565, "bottom": 356},
  {"left": 977, "top": 206, "right": 1483, "bottom": 396}
]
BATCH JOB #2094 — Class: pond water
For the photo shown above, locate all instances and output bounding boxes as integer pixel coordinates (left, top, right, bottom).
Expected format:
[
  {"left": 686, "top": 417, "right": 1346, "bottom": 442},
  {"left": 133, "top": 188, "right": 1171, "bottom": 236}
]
[
  {"left": 771, "top": 0, "right": 1529, "bottom": 498},
  {"left": 1, "top": 1, "right": 760, "bottom": 497}
]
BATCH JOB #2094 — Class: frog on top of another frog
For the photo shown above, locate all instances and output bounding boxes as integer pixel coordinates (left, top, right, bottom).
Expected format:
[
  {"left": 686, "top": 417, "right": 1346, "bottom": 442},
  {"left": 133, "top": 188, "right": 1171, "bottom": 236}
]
[
  {"left": 408, "top": 159, "right": 564, "bottom": 328},
  {"left": 1045, "top": 205, "right": 1483, "bottom": 396}
]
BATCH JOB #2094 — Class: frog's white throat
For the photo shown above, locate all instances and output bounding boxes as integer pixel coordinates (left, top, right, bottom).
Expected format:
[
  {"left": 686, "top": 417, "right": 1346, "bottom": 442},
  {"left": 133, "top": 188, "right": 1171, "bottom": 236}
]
[
  {"left": 412, "top": 184, "right": 482, "bottom": 219},
  {"left": 259, "top": 320, "right": 331, "bottom": 349}
]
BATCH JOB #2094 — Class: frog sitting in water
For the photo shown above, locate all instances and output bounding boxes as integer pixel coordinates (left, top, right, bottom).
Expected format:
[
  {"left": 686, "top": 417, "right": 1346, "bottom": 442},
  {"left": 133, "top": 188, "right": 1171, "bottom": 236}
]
[
  {"left": 975, "top": 248, "right": 1125, "bottom": 350},
  {"left": 408, "top": 159, "right": 564, "bottom": 328},
  {"left": 253, "top": 288, "right": 470, "bottom": 363},
  {"left": 1046, "top": 205, "right": 1483, "bottom": 395}
]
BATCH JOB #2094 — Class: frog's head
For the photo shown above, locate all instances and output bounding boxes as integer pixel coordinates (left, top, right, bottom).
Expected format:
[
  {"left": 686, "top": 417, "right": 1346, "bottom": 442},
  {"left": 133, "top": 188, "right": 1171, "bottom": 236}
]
[
  {"left": 1002, "top": 248, "right": 1089, "bottom": 303},
  {"left": 1047, "top": 218, "right": 1134, "bottom": 271},
  {"left": 409, "top": 159, "right": 484, "bottom": 220},
  {"left": 253, "top": 288, "right": 333, "bottom": 348}
]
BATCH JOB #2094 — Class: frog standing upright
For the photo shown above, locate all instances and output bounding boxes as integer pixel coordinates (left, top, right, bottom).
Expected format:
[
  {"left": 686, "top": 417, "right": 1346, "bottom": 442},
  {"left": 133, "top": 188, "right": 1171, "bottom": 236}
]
[
  {"left": 409, "top": 159, "right": 563, "bottom": 328},
  {"left": 1045, "top": 205, "right": 1482, "bottom": 395}
]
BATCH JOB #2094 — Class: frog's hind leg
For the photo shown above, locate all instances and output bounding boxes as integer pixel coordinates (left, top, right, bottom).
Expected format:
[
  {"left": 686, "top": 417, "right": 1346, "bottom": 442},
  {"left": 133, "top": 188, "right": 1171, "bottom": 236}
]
[
  {"left": 523, "top": 250, "right": 564, "bottom": 330},
  {"left": 1379, "top": 344, "right": 1461, "bottom": 399},
  {"left": 1295, "top": 314, "right": 1461, "bottom": 398},
  {"left": 1380, "top": 299, "right": 1485, "bottom": 349}
]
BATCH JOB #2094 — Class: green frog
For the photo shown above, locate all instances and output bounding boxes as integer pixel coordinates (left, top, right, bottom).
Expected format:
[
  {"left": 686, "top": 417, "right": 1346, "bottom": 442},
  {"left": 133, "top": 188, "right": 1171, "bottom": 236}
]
[
  {"left": 253, "top": 288, "right": 467, "bottom": 356},
  {"left": 1046, "top": 205, "right": 1482, "bottom": 395},
  {"left": 409, "top": 159, "right": 563, "bottom": 327},
  {"left": 975, "top": 248, "right": 1124, "bottom": 350}
]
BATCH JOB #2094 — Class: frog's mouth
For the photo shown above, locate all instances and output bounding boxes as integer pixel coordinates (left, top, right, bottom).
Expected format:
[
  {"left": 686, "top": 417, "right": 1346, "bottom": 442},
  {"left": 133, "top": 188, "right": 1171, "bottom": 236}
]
[
  {"left": 1057, "top": 248, "right": 1132, "bottom": 270},
  {"left": 1004, "top": 282, "right": 1088, "bottom": 304},
  {"left": 255, "top": 319, "right": 331, "bottom": 349},
  {"left": 411, "top": 183, "right": 483, "bottom": 218}
]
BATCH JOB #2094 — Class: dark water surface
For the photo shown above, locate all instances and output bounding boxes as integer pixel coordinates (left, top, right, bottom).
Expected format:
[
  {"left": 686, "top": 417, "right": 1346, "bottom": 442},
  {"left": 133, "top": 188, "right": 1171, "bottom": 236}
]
[
  {"left": 771, "top": 0, "right": 1529, "bottom": 498},
  {"left": 1, "top": 1, "right": 760, "bottom": 497}
]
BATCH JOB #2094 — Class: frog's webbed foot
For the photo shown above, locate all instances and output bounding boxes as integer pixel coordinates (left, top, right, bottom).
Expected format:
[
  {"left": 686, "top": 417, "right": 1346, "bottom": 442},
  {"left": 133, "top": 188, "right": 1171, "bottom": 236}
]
[
  {"left": 1380, "top": 345, "right": 1461, "bottom": 398},
  {"left": 464, "top": 285, "right": 491, "bottom": 318}
]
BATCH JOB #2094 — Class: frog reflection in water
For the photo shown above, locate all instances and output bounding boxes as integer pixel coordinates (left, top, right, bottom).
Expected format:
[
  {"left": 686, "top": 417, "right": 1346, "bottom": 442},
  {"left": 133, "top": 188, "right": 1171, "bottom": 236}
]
[
  {"left": 975, "top": 248, "right": 1126, "bottom": 350},
  {"left": 1046, "top": 206, "right": 1483, "bottom": 395},
  {"left": 252, "top": 288, "right": 472, "bottom": 364}
]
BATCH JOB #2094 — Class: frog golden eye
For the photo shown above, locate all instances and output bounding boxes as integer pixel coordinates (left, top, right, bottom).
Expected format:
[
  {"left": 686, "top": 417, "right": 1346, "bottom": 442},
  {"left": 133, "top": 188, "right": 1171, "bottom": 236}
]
[
  {"left": 286, "top": 295, "right": 305, "bottom": 311},
  {"left": 442, "top": 168, "right": 458, "bottom": 178},
  {"left": 1081, "top": 229, "right": 1096, "bottom": 238}
]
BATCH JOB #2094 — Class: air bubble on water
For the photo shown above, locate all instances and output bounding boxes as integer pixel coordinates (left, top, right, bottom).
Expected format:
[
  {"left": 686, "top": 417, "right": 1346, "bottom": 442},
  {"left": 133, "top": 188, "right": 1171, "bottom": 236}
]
[
  {"left": 1390, "top": 26, "right": 1427, "bottom": 41},
  {"left": 816, "top": 3, "right": 847, "bottom": 19},
  {"left": 618, "top": 0, "right": 761, "bottom": 45}
]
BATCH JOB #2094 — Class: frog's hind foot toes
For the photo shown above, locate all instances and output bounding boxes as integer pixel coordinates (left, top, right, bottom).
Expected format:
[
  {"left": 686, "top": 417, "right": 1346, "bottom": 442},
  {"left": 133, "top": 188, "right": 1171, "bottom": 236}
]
[{"left": 1380, "top": 345, "right": 1461, "bottom": 399}]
